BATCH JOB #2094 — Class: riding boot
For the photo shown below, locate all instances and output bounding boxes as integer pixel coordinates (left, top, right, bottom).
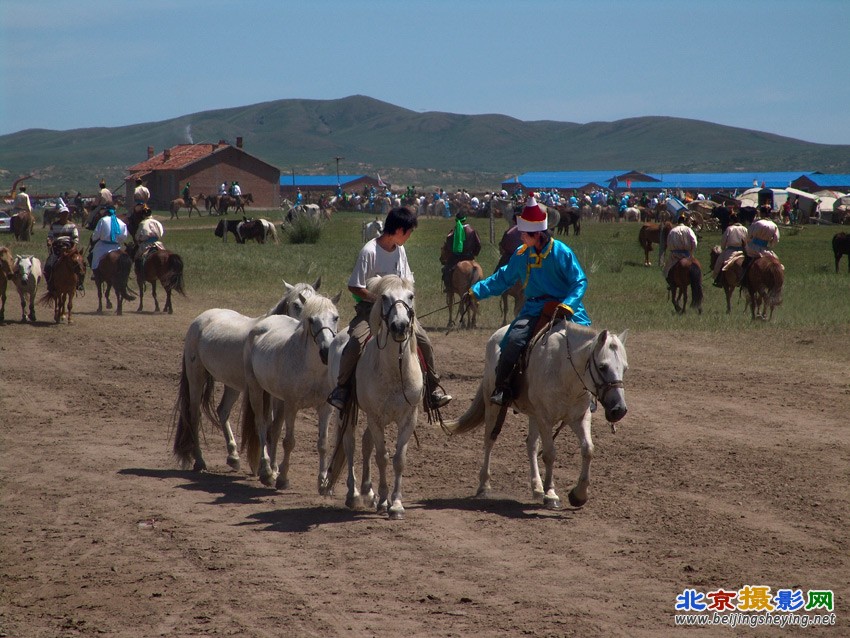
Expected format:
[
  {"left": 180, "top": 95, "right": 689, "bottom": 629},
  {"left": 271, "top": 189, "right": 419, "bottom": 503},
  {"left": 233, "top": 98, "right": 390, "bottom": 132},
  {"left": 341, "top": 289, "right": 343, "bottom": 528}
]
[
  {"left": 425, "top": 370, "right": 452, "bottom": 409},
  {"left": 490, "top": 357, "right": 517, "bottom": 406},
  {"left": 712, "top": 275, "right": 723, "bottom": 288}
]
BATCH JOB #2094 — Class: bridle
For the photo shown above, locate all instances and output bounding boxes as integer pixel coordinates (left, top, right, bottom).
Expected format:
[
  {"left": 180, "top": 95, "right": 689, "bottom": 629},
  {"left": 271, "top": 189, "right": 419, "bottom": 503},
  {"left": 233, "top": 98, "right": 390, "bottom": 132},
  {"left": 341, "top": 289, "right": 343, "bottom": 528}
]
[
  {"left": 377, "top": 298, "right": 414, "bottom": 349},
  {"left": 564, "top": 328, "right": 624, "bottom": 407},
  {"left": 377, "top": 296, "right": 420, "bottom": 408}
]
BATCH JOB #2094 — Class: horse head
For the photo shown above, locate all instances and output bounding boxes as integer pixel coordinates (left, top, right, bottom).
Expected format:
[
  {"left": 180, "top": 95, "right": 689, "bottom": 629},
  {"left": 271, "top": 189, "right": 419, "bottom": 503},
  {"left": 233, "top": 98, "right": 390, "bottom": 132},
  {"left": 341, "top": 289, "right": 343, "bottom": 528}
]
[
  {"left": 369, "top": 276, "right": 415, "bottom": 343},
  {"left": 589, "top": 329, "right": 629, "bottom": 423},
  {"left": 272, "top": 277, "right": 322, "bottom": 318},
  {"left": 300, "top": 293, "right": 341, "bottom": 365},
  {"left": 13, "top": 255, "right": 39, "bottom": 286},
  {"left": 214, "top": 220, "right": 224, "bottom": 237}
]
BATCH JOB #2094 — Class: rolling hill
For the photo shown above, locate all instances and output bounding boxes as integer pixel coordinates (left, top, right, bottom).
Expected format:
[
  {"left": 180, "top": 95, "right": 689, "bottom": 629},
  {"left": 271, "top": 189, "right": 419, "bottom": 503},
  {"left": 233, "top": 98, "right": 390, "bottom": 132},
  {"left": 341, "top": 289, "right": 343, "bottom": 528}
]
[{"left": 2, "top": 94, "right": 848, "bottom": 194}]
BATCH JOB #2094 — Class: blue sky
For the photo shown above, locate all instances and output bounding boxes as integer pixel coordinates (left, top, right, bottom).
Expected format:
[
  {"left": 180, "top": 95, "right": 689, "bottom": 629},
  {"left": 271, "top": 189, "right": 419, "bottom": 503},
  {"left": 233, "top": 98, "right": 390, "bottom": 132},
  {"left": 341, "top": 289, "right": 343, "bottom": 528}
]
[{"left": 2, "top": 0, "right": 848, "bottom": 144}]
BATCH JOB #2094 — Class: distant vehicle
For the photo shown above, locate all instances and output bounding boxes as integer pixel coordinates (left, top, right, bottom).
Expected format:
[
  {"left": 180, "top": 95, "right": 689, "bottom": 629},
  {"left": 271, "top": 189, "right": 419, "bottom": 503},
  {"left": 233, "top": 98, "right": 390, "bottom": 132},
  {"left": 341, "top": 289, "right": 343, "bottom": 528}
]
[{"left": 0, "top": 211, "right": 12, "bottom": 233}]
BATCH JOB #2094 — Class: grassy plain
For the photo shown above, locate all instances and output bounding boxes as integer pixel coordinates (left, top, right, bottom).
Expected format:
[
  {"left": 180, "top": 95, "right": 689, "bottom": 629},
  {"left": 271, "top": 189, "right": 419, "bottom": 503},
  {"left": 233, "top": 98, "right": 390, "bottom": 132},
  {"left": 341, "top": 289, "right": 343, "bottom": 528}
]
[{"left": 9, "top": 210, "right": 848, "bottom": 332}]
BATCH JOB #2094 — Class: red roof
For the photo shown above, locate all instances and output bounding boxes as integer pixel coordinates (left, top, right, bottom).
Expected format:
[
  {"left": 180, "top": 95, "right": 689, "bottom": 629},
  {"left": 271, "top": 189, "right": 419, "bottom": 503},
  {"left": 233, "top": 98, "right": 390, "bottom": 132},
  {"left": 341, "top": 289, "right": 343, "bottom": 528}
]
[{"left": 127, "top": 143, "right": 228, "bottom": 172}]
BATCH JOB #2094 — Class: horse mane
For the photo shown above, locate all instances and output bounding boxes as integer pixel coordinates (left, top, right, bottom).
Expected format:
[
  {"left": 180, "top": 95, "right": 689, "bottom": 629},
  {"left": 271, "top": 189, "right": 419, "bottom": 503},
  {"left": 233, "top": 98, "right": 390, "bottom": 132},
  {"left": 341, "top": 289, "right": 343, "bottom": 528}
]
[{"left": 299, "top": 294, "right": 336, "bottom": 328}]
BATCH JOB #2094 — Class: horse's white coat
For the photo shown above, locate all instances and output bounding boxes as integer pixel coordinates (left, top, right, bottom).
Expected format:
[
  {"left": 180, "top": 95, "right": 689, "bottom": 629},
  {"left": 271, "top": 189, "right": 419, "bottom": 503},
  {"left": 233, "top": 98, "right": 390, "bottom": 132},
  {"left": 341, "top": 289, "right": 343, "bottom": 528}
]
[
  {"left": 12, "top": 255, "right": 42, "bottom": 322},
  {"left": 172, "top": 280, "right": 319, "bottom": 472},
  {"left": 331, "top": 276, "right": 422, "bottom": 519},
  {"left": 446, "top": 323, "right": 628, "bottom": 509},
  {"left": 241, "top": 293, "right": 340, "bottom": 489}
]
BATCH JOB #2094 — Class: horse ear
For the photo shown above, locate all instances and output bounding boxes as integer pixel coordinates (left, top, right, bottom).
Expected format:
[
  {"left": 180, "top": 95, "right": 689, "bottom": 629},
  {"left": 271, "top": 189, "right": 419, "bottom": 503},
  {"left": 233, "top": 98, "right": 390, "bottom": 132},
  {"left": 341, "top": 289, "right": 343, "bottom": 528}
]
[
  {"left": 617, "top": 329, "right": 629, "bottom": 345},
  {"left": 312, "top": 275, "right": 322, "bottom": 291},
  {"left": 331, "top": 291, "right": 342, "bottom": 306},
  {"left": 593, "top": 329, "right": 609, "bottom": 355},
  {"left": 282, "top": 279, "right": 293, "bottom": 292}
]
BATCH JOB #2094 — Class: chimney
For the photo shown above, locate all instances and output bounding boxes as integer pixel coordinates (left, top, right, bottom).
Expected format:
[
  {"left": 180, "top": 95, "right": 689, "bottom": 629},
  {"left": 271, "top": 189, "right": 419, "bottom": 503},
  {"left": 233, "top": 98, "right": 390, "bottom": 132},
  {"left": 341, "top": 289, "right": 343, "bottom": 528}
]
[
  {"left": 163, "top": 148, "right": 171, "bottom": 161},
  {"left": 147, "top": 146, "right": 155, "bottom": 159},
  {"left": 219, "top": 139, "right": 227, "bottom": 145},
  {"left": 236, "top": 136, "right": 243, "bottom": 149}
]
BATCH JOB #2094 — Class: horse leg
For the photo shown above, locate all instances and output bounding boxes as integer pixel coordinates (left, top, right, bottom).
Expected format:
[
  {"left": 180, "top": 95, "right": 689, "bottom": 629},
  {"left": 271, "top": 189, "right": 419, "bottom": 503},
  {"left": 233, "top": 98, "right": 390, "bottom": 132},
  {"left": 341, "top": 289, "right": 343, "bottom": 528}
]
[
  {"left": 342, "top": 411, "right": 362, "bottom": 509},
  {"left": 446, "top": 291, "right": 454, "bottom": 327},
  {"left": 532, "top": 418, "right": 561, "bottom": 509},
  {"left": 19, "top": 292, "right": 27, "bottom": 322},
  {"left": 151, "top": 280, "right": 160, "bottom": 312},
  {"left": 359, "top": 427, "right": 376, "bottom": 508},
  {"left": 476, "top": 404, "right": 500, "bottom": 497},
  {"left": 27, "top": 292, "right": 36, "bottom": 322},
  {"left": 164, "top": 285, "right": 173, "bottom": 314},
  {"left": 247, "top": 385, "right": 277, "bottom": 487},
  {"left": 526, "top": 421, "right": 545, "bottom": 499},
  {"left": 316, "top": 404, "right": 334, "bottom": 495},
  {"left": 566, "top": 412, "right": 594, "bottom": 508},
  {"left": 274, "top": 403, "right": 297, "bottom": 490},
  {"left": 388, "top": 414, "right": 416, "bottom": 520},
  {"left": 215, "top": 386, "right": 241, "bottom": 470},
  {"left": 367, "top": 417, "right": 390, "bottom": 513}
]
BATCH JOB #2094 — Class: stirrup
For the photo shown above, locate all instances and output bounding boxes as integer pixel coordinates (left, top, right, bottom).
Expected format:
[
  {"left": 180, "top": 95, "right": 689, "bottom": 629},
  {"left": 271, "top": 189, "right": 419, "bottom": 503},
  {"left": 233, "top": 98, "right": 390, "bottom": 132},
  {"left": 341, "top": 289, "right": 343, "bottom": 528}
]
[
  {"left": 327, "top": 386, "right": 349, "bottom": 411},
  {"left": 429, "top": 390, "right": 452, "bottom": 409},
  {"left": 490, "top": 388, "right": 510, "bottom": 406}
]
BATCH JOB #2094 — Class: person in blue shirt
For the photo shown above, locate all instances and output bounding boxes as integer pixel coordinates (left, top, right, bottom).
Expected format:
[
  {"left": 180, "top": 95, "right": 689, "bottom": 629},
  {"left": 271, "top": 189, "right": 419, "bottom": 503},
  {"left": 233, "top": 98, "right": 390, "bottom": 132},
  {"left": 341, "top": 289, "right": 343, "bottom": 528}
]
[{"left": 469, "top": 195, "right": 590, "bottom": 406}]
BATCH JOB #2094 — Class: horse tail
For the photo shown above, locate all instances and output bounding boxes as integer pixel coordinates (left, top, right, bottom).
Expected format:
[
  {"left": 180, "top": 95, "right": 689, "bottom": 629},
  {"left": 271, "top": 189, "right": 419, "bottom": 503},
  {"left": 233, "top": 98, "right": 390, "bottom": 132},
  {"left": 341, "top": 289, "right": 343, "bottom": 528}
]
[
  {"left": 689, "top": 262, "right": 703, "bottom": 310},
  {"left": 442, "top": 383, "right": 486, "bottom": 435},
  {"left": 166, "top": 254, "right": 186, "bottom": 296},
  {"left": 38, "top": 289, "right": 56, "bottom": 306},
  {"left": 115, "top": 252, "right": 137, "bottom": 301},
  {"left": 767, "top": 260, "right": 784, "bottom": 307},
  {"left": 172, "top": 354, "right": 199, "bottom": 469},
  {"left": 267, "top": 222, "right": 279, "bottom": 244}
]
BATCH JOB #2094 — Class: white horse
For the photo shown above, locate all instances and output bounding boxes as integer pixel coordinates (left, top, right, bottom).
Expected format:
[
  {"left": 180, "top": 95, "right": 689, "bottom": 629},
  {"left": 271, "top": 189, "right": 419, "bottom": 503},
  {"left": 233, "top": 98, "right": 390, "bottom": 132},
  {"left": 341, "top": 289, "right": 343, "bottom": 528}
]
[
  {"left": 623, "top": 206, "right": 641, "bottom": 222},
  {"left": 12, "top": 255, "right": 42, "bottom": 322},
  {"left": 445, "top": 323, "right": 629, "bottom": 509},
  {"left": 331, "top": 275, "right": 422, "bottom": 519},
  {"left": 240, "top": 292, "right": 341, "bottom": 490},
  {"left": 362, "top": 218, "right": 383, "bottom": 242},
  {"left": 172, "top": 278, "right": 321, "bottom": 472}
]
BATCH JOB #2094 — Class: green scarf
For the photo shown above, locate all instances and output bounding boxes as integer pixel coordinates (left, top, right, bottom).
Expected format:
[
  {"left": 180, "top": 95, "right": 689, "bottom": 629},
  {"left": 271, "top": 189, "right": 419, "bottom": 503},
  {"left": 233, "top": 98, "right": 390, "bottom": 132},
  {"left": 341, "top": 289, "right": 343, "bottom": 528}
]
[{"left": 452, "top": 216, "right": 466, "bottom": 254}]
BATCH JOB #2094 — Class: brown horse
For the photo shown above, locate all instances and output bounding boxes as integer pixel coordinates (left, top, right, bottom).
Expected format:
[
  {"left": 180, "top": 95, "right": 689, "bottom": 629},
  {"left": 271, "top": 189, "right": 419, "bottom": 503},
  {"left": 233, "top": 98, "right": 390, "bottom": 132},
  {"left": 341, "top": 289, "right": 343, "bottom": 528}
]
[
  {"left": 93, "top": 249, "right": 137, "bottom": 315},
  {"left": 833, "top": 232, "right": 850, "bottom": 273},
  {"left": 709, "top": 246, "right": 743, "bottom": 314},
  {"left": 666, "top": 257, "right": 703, "bottom": 315},
  {"left": 219, "top": 193, "right": 255, "bottom": 215},
  {"left": 446, "top": 260, "right": 483, "bottom": 328},
  {"left": 499, "top": 281, "right": 524, "bottom": 326},
  {"left": 134, "top": 248, "right": 185, "bottom": 314},
  {"left": 169, "top": 195, "right": 203, "bottom": 219},
  {"left": 638, "top": 221, "right": 672, "bottom": 267},
  {"left": 10, "top": 211, "right": 35, "bottom": 241},
  {"left": 743, "top": 255, "right": 784, "bottom": 321},
  {"left": 39, "top": 246, "right": 86, "bottom": 323},
  {"left": 0, "top": 246, "right": 13, "bottom": 322}
]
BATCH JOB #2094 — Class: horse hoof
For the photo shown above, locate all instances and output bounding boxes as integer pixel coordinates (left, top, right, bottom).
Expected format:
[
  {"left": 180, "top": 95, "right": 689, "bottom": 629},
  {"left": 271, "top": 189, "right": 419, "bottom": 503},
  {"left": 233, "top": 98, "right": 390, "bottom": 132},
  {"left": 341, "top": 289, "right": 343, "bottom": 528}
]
[
  {"left": 275, "top": 476, "right": 290, "bottom": 490},
  {"left": 345, "top": 495, "right": 362, "bottom": 510},
  {"left": 474, "top": 487, "right": 491, "bottom": 499},
  {"left": 376, "top": 498, "right": 389, "bottom": 513},
  {"left": 259, "top": 471, "right": 276, "bottom": 487},
  {"left": 388, "top": 506, "right": 405, "bottom": 520},
  {"left": 567, "top": 488, "right": 587, "bottom": 508},
  {"left": 532, "top": 488, "right": 545, "bottom": 500},
  {"left": 544, "top": 495, "right": 562, "bottom": 510},
  {"left": 226, "top": 456, "right": 240, "bottom": 471}
]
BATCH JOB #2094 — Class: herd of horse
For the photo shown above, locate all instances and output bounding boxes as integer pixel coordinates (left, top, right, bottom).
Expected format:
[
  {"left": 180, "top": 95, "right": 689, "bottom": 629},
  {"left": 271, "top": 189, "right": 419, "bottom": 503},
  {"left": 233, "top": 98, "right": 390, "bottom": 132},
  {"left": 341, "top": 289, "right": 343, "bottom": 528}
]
[
  {"left": 638, "top": 220, "right": 788, "bottom": 320},
  {"left": 171, "top": 274, "right": 629, "bottom": 519}
]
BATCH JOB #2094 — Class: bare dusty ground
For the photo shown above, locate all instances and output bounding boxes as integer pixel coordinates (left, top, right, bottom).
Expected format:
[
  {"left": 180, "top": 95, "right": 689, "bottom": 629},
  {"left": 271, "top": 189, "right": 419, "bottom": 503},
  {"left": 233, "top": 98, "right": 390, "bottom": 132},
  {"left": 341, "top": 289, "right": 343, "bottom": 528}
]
[{"left": 1, "top": 288, "right": 847, "bottom": 637}]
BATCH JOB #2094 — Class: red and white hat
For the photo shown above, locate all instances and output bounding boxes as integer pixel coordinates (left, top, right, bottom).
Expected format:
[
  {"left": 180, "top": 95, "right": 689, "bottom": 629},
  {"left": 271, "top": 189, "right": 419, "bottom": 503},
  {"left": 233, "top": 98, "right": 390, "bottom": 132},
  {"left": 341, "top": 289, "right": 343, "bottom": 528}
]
[{"left": 516, "top": 194, "right": 548, "bottom": 232}]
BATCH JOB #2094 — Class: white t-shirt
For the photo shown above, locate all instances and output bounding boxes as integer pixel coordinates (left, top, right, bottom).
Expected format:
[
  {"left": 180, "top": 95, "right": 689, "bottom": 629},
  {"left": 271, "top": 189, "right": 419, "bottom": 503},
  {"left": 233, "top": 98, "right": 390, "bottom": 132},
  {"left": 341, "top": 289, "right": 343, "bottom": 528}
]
[{"left": 348, "top": 238, "right": 413, "bottom": 290}]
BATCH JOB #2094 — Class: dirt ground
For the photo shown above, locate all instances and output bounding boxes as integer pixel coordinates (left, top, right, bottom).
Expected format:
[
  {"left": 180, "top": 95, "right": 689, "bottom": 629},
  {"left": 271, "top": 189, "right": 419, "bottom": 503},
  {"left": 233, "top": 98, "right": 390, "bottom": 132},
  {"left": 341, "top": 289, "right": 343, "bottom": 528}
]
[{"left": 1, "top": 288, "right": 847, "bottom": 638}]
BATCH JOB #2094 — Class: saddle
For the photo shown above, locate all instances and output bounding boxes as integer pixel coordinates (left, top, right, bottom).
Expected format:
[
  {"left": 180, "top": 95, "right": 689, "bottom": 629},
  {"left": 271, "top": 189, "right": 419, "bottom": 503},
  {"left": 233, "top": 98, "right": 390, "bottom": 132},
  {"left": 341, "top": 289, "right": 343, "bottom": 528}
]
[{"left": 510, "top": 302, "right": 572, "bottom": 400}]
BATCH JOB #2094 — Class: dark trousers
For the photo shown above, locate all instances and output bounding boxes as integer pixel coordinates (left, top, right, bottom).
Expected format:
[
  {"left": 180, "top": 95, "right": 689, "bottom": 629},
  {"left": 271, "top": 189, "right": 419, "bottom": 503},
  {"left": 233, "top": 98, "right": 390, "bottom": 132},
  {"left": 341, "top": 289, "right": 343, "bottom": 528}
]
[{"left": 494, "top": 313, "right": 538, "bottom": 389}]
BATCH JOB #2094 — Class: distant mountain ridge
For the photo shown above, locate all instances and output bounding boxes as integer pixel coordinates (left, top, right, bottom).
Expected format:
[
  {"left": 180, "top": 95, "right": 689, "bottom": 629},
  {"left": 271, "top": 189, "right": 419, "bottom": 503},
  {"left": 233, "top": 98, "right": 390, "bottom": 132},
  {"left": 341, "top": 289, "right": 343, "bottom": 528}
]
[{"left": 2, "top": 95, "right": 849, "bottom": 193}]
